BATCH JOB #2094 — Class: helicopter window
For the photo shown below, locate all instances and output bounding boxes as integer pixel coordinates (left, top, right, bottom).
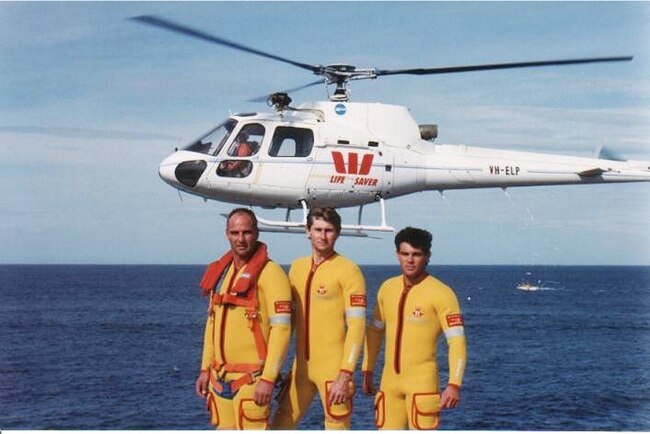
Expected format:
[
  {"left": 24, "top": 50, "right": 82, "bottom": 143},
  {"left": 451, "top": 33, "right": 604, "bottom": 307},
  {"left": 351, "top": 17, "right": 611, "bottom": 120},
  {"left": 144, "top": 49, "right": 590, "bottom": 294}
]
[
  {"left": 184, "top": 119, "right": 237, "bottom": 156},
  {"left": 226, "top": 123, "right": 265, "bottom": 158},
  {"left": 269, "top": 127, "right": 314, "bottom": 158}
]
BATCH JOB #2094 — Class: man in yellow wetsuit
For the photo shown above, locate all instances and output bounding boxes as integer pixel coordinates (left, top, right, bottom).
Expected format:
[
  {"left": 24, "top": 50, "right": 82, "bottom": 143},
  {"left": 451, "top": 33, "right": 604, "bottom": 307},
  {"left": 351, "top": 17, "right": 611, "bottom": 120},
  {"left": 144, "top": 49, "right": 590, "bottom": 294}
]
[
  {"left": 195, "top": 208, "right": 292, "bottom": 429},
  {"left": 271, "top": 207, "right": 366, "bottom": 430},
  {"left": 362, "top": 227, "right": 467, "bottom": 430}
]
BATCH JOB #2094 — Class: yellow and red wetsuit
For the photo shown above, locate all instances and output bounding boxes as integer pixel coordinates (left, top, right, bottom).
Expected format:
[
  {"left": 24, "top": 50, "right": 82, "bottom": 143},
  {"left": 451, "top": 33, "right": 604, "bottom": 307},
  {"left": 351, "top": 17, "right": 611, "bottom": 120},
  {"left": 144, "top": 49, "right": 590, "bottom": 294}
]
[
  {"left": 362, "top": 274, "right": 466, "bottom": 430},
  {"left": 201, "top": 260, "right": 291, "bottom": 429},
  {"left": 272, "top": 253, "right": 366, "bottom": 429}
]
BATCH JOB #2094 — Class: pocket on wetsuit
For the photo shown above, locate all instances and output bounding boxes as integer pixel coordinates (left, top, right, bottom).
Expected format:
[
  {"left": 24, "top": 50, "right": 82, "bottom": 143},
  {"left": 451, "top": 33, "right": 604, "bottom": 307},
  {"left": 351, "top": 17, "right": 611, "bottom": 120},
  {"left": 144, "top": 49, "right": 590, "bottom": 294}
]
[
  {"left": 411, "top": 392, "right": 440, "bottom": 430},
  {"left": 374, "top": 390, "right": 386, "bottom": 428},
  {"left": 206, "top": 391, "right": 220, "bottom": 427},
  {"left": 324, "top": 380, "right": 354, "bottom": 420},
  {"left": 238, "top": 398, "right": 269, "bottom": 429}
]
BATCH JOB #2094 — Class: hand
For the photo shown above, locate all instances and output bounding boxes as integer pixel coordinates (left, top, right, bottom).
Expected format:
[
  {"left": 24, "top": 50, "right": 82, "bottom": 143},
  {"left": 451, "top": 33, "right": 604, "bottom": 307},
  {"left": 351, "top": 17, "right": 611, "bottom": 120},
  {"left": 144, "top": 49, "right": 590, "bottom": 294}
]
[
  {"left": 195, "top": 371, "right": 210, "bottom": 398},
  {"left": 253, "top": 379, "right": 274, "bottom": 406},
  {"left": 327, "top": 371, "right": 352, "bottom": 406},
  {"left": 439, "top": 384, "right": 461, "bottom": 409},
  {"left": 362, "top": 371, "right": 375, "bottom": 395}
]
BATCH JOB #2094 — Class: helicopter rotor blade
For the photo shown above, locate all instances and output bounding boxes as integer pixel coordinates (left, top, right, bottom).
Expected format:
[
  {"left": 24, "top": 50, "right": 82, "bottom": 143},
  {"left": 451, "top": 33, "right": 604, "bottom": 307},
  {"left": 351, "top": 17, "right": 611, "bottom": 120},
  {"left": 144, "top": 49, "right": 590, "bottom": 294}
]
[
  {"left": 130, "top": 15, "right": 322, "bottom": 74},
  {"left": 375, "top": 56, "right": 633, "bottom": 77},
  {"left": 129, "top": 16, "right": 634, "bottom": 102},
  {"left": 247, "top": 79, "right": 325, "bottom": 103}
]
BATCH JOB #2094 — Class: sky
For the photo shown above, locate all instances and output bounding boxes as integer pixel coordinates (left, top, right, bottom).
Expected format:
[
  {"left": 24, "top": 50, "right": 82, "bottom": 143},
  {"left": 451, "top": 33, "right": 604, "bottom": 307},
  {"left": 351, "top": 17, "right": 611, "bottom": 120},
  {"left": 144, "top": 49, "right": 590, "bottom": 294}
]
[{"left": 1, "top": 1, "right": 649, "bottom": 265}]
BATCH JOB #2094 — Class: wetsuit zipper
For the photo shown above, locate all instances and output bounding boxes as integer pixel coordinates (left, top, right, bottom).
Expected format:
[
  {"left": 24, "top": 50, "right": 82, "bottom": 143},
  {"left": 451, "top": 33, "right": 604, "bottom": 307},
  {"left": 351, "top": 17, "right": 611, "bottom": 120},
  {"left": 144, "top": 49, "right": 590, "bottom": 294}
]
[
  {"left": 303, "top": 254, "right": 336, "bottom": 361},
  {"left": 394, "top": 284, "right": 411, "bottom": 374},
  {"left": 304, "top": 265, "right": 317, "bottom": 361}
]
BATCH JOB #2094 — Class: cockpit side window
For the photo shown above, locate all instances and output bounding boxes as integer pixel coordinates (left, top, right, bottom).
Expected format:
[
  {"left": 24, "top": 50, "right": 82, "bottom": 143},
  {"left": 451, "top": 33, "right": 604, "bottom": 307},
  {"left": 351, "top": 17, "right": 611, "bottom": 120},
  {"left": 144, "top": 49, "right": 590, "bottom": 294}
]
[
  {"left": 216, "top": 123, "right": 265, "bottom": 178},
  {"left": 226, "top": 123, "right": 265, "bottom": 158},
  {"left": 268, "top": 127, "right": 314, "bottom": 157},
  {"left": 184, "top": 119, "right": 237, "bottom": 156}
]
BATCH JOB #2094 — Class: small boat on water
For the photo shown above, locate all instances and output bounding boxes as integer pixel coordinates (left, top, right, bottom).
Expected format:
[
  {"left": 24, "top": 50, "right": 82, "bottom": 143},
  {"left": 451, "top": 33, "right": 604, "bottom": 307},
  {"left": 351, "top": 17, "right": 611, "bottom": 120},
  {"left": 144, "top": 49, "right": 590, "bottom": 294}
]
[
  {"left": 517, "top": 281, "right": 540, "bottom": 291},
  {"left": 517, "top": 280, "right": 562, "bottom": 291}
]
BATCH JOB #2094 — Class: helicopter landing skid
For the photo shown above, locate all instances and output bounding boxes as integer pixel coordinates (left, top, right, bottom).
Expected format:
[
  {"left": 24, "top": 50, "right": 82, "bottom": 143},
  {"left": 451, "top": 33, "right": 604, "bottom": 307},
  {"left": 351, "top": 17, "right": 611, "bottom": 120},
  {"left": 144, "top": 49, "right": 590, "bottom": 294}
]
[{"left": 246, "top": 199, "right": 394, "bottom": 238}]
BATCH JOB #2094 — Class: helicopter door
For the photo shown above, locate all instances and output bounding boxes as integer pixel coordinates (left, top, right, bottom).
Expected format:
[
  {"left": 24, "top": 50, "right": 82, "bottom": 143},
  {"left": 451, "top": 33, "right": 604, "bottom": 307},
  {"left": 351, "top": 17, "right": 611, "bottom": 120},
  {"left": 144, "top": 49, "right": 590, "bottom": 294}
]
[
  {"left": 213, "top": 123, "right": 264, "bottom": 180},
  {"left": 254, "top": 126, "right": 315, "bottom": 201},
  {"left": 307, "top": 146, "right": 388, "bottom": 207},
  {"left": 202, "top": 123, "right": 265, "bottom": 204}
]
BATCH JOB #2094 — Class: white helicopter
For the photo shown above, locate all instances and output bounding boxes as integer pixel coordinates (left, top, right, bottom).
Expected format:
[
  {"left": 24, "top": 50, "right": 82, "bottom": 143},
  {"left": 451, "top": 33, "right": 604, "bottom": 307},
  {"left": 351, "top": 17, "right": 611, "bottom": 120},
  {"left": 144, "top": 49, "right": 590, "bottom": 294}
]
[{"left": 133, "top": 15, "right": 650, "bottom": 235}]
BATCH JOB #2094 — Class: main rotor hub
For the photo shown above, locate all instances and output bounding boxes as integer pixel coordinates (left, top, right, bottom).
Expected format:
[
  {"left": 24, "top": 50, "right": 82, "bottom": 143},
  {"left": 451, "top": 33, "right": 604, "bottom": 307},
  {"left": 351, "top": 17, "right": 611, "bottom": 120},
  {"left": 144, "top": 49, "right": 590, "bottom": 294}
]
[
  {"left": 320, "top": 64, "right": 378, "bottom": 101},
  {"left": 325, "top": 64, "right": 356, "bottom": 74}
]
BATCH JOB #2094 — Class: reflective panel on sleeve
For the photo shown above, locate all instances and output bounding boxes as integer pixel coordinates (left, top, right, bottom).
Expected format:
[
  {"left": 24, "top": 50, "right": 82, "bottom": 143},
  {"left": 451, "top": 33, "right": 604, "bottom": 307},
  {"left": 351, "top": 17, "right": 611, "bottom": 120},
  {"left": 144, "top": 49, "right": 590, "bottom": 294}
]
[
  {"left": 444, "top": 326, "right": 465, "bottom": 340},
  {"left": 269, "top": 314, "right": 291, "bottom": 326},
  {"left": 345, "top": 307, "right": 366, "bottom": 319}
]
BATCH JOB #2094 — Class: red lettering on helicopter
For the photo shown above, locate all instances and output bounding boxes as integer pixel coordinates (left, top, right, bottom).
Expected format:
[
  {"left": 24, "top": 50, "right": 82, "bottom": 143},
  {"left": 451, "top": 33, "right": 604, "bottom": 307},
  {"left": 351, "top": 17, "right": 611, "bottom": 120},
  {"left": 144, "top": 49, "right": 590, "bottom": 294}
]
[
  {"left": 354, "top": 177, "right": 378, "bottom": 187},
  {"left": 331, "top": 151, "right": 374, "bottom": 175},
  {"left": 330, "top": 175, "right": 346, "bottom": 184}
]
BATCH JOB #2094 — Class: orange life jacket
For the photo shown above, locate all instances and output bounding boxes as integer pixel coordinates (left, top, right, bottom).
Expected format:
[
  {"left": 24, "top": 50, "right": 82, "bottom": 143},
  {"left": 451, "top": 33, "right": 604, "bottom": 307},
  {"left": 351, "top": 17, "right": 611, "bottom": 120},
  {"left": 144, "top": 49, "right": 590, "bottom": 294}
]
[{"left": 199, "top": 242, "right": 270, "bottom": 376}]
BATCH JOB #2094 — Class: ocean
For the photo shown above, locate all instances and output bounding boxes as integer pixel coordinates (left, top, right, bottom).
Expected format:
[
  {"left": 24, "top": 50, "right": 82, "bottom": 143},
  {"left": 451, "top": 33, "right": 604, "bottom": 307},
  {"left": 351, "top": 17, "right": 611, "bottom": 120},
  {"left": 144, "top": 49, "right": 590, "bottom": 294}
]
[{"left": 1, "top": 265, "right": 649, "bottom": 430}]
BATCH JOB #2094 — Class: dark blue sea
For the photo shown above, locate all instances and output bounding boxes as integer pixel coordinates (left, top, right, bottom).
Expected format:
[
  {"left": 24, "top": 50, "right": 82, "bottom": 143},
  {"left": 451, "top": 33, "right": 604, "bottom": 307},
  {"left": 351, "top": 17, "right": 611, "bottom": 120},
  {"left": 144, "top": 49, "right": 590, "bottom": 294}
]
[{"left": 1, "top": 265, "right": 649, "bottom": 430}]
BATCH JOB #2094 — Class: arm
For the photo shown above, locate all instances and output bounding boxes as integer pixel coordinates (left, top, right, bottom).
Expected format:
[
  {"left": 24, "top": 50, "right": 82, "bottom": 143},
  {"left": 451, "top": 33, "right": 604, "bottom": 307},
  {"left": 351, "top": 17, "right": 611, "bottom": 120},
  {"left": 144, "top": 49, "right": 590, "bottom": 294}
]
[
  {"left": 196, "top": 303, "right": 215, "bottom": 397},
  {"left": 435, "top": 285, "right": 467, "bottom": 409},
  {"left": 338, "top": 263, "right": 367, "bottom": 373},
  {"left": 255, "top": 263, "right": 292, "bottom": 405},
  {"left": 361, "top": 301, "right": 385, "bottom": 395},
  {"left": 329, "top": 263, "right": 366, "bottom": 404}
]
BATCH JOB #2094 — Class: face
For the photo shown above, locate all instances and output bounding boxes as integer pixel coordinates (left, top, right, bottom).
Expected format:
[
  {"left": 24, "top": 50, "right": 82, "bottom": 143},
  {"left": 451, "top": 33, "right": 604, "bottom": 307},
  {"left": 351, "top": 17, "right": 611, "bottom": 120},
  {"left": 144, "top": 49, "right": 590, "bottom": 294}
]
[
  {"left": 225, "top": 212, "right": 259, "bottom": 261},
  {"left": 396, "top": 242, "right": 430, "bottom": 281},
  {"left": 307, "top": 218, "right": 340, "bottom": 257}
]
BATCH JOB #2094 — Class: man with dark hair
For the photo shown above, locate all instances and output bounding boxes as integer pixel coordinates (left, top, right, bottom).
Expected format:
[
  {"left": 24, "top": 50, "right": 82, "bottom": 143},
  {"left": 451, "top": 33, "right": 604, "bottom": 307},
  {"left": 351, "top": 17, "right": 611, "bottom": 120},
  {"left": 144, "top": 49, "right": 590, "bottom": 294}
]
[
  {"left": 272, "top": 207, "right": 366, "bottom": 430},
  {"left": 394, "top": 226, "right": 432, "bottom": 253},
  {"left": 362, "top": 227, "right": 467, "bottom": 430},
  {"left": 226, "top": 207, "right": 258, "bottom": 227},
  {"left": 195, "top": 208, "right": 292, "bottom": 429}
]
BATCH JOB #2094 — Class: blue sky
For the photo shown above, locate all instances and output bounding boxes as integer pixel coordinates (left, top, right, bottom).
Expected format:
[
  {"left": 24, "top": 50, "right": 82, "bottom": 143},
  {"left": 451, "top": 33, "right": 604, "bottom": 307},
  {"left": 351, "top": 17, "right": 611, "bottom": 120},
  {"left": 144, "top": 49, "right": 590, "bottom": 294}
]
[{"left": 1, "top": 1, "right": 649, "bottom": 265}]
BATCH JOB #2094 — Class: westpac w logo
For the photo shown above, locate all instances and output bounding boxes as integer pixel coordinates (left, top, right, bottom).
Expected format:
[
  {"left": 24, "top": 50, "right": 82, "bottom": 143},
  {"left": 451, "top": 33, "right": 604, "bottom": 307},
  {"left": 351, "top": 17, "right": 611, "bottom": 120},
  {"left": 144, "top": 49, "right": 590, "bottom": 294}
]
[{"left": 331, "top": 151, "right": 374, "bottom": 175}]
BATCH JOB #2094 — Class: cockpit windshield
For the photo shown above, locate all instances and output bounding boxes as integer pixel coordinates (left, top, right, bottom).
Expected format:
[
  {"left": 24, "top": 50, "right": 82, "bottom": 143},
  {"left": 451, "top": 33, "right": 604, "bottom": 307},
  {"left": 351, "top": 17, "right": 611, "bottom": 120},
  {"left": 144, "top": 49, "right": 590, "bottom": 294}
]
[{"left": 184, "top": 119, "right": 237, "bottom": 155}]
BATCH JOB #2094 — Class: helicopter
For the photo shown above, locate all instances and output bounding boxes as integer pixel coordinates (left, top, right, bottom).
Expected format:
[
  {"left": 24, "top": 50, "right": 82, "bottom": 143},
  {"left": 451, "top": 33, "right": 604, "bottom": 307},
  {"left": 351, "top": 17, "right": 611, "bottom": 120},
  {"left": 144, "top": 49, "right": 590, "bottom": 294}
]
[{"left": 132, "top": 15, "right": 650, "bottom": 235}]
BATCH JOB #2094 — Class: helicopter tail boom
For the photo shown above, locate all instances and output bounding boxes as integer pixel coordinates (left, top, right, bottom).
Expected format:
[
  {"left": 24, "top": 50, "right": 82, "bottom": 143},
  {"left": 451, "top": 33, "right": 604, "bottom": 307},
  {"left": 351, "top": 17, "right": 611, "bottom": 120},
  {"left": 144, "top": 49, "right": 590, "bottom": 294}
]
[{"left": 418, "top": 144, "right": 650, "bottom": 192}]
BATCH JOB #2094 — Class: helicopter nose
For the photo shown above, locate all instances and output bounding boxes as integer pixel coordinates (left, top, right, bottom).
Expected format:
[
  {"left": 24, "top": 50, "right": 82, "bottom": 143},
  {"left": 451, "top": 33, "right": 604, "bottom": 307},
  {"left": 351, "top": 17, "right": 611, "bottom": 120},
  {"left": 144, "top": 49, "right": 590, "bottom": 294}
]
[
  {"left": 158, "top": 162, "right": 179, "bottom": 187},
  {"left": 161, "top": 159, "right": 207, "bottom": 188}
]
